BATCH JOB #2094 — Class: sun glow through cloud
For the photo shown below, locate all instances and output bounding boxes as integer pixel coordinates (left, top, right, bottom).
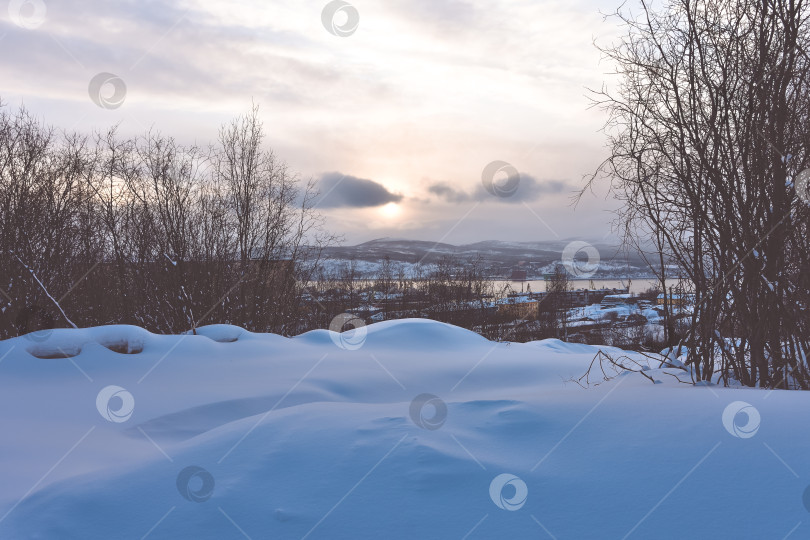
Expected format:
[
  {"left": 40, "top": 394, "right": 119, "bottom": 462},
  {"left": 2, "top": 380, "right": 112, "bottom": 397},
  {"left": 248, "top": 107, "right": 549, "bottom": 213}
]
[
  {"left": 0, "top": 0, "right": 623, "bottom": 244},
  {"left": 379, "top": 202, "right": 402, "bottom": 219}
]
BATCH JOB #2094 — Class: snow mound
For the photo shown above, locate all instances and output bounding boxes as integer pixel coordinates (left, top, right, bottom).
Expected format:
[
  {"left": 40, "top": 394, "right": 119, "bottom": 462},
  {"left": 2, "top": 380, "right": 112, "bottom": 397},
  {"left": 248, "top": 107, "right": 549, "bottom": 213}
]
[
  {"left": 294, "top": 318, "right": 488, "bottom": 350},
  {"left": 20, "top": 325, "right": 151, "bottom": 359},
  {"left": 0, "top": 319, "right": 807, "bottom": 539},
  {"left": 190, "top": 324, "right": 247, "bottom": 343}
]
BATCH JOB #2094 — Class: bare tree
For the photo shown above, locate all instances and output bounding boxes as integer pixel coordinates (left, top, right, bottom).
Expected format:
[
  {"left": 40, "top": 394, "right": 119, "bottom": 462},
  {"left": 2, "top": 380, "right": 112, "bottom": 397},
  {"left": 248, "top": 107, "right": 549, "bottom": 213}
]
[
  {"left": 589, "top": 0, "right": 810, "bottom": 387},
  {"left": 0, "top": 101, "right": 335, "bottom": 339}
]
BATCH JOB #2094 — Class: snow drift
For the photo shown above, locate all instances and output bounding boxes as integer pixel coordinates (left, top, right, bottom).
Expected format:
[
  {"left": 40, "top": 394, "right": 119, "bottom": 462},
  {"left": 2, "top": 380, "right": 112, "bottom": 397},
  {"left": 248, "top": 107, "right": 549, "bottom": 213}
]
[{"left": 0, "top": 319, "right": 807, "bottom": 539}]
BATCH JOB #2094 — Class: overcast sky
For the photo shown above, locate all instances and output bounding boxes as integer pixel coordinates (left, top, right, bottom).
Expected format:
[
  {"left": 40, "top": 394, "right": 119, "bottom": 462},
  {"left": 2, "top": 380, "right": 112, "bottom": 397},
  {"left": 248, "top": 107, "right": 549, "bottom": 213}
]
[{"left": 1, "top": 0, "right": 624, "bottom": 245}]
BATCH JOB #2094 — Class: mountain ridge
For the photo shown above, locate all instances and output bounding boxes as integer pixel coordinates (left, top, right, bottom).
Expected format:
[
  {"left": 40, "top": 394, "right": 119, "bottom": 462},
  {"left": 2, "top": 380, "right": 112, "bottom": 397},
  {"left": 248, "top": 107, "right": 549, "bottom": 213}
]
[{"left": 320, "top": 238, "right": 655, "bottom": 279}]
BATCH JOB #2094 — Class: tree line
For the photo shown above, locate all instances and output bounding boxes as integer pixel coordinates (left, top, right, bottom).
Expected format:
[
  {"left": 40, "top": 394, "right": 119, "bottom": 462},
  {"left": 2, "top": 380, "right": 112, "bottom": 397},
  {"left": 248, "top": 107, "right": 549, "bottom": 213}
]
[{"left": 0, "top": 102, "right": 333, "bottom": 338}]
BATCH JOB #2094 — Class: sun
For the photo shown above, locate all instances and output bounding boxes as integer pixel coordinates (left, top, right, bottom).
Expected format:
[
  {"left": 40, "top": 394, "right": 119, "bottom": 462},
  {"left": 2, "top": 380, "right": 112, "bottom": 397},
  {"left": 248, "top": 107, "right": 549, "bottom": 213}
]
[{"left": 379, "top": 202, "right": 401, "bottom": 219}]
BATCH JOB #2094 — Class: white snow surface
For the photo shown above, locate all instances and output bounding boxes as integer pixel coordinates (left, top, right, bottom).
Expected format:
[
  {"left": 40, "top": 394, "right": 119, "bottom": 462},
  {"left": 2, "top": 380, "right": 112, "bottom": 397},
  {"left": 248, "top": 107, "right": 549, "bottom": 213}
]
[{"left": 0, "top": 319, "right": 807, "bottom": 539}]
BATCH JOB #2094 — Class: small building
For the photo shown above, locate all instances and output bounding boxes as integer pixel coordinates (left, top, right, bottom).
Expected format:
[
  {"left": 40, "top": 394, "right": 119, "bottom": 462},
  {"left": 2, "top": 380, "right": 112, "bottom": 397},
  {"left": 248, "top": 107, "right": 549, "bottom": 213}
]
[
  {"left": 601, "top": 293, "right": 633, "bottom": 308},
  {"left": 496, "top": 294, "right": 540, "bottom": 319},
  {"left": 657, "top": 293, "right": 694, "bottom": 307}
]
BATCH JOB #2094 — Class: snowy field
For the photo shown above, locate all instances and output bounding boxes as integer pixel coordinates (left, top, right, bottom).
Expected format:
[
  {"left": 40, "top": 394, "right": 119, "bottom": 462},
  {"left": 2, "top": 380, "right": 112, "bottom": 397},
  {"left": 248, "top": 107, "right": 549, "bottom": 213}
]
[{"left": 0, "top": 319, "right": 808, "bottom": 539}]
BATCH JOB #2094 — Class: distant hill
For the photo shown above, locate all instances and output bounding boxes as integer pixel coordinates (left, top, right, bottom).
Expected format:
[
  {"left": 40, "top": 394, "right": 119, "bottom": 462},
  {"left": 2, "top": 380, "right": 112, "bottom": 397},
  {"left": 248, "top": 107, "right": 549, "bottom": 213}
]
[{"left": 319, "top": 238, "right": 658, "bottom": 279}]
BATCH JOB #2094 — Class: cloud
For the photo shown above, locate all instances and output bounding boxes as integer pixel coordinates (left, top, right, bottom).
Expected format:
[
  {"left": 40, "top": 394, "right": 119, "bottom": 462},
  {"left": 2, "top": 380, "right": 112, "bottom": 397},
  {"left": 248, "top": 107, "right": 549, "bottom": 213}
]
[
  {"left": 0, "top": 0, "right": 615, "bottom": 244},
  {"left": 428, "top": 174, "right": 571, "bottom": 204},
  {"left": 427, "top": 183, "right": 471, "bottom": 203},
  {"left": 316, "top": 172, "right": 403, "bottom": 208},
  {"left": 384, "top": 0, "right": 477, "bottom": 33},
  {"left": 0, "top": 0, "right": 374, "bottom": 113}
]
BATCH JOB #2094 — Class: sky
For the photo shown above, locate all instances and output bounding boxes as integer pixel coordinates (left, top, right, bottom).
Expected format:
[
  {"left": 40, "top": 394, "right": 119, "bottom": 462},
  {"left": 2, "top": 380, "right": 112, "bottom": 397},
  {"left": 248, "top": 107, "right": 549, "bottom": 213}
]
[{"left": 0, "top": 0, "right": 625, "bottom": 245}]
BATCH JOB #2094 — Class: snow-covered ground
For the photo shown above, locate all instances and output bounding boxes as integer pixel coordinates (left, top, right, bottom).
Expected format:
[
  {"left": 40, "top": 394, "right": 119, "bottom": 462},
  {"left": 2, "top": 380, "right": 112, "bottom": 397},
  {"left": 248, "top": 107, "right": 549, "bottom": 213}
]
[{"left": 0, "top": 320, "right": 807, "bottom": 539}]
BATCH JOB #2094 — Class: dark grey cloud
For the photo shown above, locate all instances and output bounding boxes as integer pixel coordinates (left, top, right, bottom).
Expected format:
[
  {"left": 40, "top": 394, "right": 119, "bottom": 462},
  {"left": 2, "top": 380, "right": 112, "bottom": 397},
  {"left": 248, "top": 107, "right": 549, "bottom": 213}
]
[
  {"left": 428, "top": 174, "right": 571, "bottom": 204},
  {"left": 428, "top": 183, "right": 472, "bottom": 203},
  {"left": 317, "top": 172, "right": 403, "bottom": 208}
]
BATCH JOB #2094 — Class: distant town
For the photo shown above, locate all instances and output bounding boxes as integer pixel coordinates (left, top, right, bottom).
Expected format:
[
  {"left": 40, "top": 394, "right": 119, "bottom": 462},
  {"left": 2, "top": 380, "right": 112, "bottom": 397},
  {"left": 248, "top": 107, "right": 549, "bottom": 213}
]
[{"left": 306, "top": 254, "right": 693, "bottom": 351}]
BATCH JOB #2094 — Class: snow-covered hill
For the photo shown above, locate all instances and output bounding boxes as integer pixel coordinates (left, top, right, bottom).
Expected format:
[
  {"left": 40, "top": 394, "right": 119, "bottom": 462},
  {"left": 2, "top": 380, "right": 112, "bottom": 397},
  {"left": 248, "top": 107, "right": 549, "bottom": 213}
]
[
  {"left": 0, "top": 320, "right": 806, "bottom": 539},
  {"left": 318, "top": 238, "right": 655, "bottom": 279}
]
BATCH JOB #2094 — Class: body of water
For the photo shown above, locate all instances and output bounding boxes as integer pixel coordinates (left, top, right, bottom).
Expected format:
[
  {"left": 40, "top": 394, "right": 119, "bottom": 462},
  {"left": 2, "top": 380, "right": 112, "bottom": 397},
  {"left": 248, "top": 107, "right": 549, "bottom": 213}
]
[
  {"left": 312, "top": 278, "right": 690, "bottom": 296},
  {"left": 496, "top": 278, "right": 688, "bottom": 295}
]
